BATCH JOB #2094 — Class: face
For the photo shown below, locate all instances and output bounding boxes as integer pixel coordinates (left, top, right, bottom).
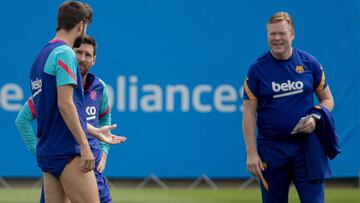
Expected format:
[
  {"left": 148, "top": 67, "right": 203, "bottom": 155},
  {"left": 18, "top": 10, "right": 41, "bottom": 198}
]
[
  {"left": 74, "top": 43, "right": 95, "bottom": 76},
  {"left": 73, "top": 23, "right": 87, "bottom": 48},
  {"left": 267, "top": 20, "right": 294, "bottom": 60}
]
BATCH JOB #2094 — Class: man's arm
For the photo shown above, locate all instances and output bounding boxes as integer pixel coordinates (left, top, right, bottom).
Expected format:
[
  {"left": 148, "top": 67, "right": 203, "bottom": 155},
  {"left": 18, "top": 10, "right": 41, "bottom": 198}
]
[
  {"left": 87, "top": 123, "right": 126, "bottom": 144},
  {"left": 97, "top": 82, "right": 112, "bottom": 173},
  {"left": 15, "top": 101, "right": 36, "bottom": 154},
  {"left": 86, "top": 81, "right": 126, "bottom": 145},
  {"left": 98, "top": 81, "right": 112, "bottom": 155},
  {"left": 316, "top": 86, "right": 334, "bottom": 112},
  {"left": 58, "top": 85, "right": 94, "bottom": 173},
  {"left": 242, "top": 99, "right": 265, "bottom": 178},
  {"left": 97, "top": 111, "right": 111, "bottom": 173},
  {"left": 297, "top": 86, "right": 334, "bottom": 133}
]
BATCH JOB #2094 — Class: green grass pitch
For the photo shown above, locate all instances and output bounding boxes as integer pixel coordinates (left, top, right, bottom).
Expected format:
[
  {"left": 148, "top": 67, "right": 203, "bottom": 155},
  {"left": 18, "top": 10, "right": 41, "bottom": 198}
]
[{"left": 0, "top": 188, "right": 359, "bottom": 203}]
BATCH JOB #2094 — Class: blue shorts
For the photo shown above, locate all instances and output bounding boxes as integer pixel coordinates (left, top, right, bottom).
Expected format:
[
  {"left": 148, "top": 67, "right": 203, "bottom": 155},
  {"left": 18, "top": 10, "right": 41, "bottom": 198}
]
[
  {"left": 39, "top": 169, "right": 112, "bottom": 203},
  {"left": 257, "top": 139, "right": 325, "bottom": 203},
  {"left": 39, "top": 150, "right": 111, "bottom": 203},
  {"left": 95, "top": 167, "right": 112, "bottom": 203},
  {"left": 37, "top": 153, "right": 79, "bottom": 179},
  {"left": 40, "top": 187, "right": 44, "bottom": 203}
]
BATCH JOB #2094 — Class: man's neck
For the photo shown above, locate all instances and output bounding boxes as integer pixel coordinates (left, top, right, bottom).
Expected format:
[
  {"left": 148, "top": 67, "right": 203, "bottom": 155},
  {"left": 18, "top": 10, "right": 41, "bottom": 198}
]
[
  {"left": 82, "top": 74, "right": 87, "bottom": 84},
  {"left": 271, "top": 47, "right": 293, "bottom": 60},
  {"left": 54, "top": 30, "right": 75, "bottom": 47}
]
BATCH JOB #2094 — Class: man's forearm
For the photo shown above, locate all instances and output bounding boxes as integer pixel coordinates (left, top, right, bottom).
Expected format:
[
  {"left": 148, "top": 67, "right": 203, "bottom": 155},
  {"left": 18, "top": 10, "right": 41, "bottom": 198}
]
[
  {"left": 87, "top": 123, "right": 100, "bottom": 138},
  {"left": 59, "top": 101, "right": 89, "bottom": 148},
  {"left": 15, "top": 109, "right": 37, "bottom": 154},
  {"left": 242, "top": 111, "right": 257, "bottom": 154},
  {"left": 319, "top": 99, "right": 334, "bottom": 112},
  {"left": 98, "top": 112, "right": 111, "bottom": 154},
  {"left": 316, "top": 86, "right": 334, "bottom": 112}
]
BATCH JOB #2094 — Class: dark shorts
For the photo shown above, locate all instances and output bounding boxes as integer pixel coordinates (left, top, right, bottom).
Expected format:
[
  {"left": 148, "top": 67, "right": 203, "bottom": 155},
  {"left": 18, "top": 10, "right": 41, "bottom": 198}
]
[
  {"left": 257, "top": 139, "right": 325, "bottom": 203},
  {"left": 39, "top": 151, "right": 112, "bottom": 203},
  {"left": 39, "top": 168, "right": 112, "bottom": 203},
  {"left": 94, "top": 167, "right": 112, "bottom": 203},
  {"left": 37, "top": 153, "right": 79, "bottom": 179}
]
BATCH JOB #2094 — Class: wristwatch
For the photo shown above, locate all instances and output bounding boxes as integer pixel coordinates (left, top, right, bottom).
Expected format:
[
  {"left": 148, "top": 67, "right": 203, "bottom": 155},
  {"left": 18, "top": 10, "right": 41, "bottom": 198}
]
[{"left": 310, "top": 113, "right": 321, "bottom": 121}]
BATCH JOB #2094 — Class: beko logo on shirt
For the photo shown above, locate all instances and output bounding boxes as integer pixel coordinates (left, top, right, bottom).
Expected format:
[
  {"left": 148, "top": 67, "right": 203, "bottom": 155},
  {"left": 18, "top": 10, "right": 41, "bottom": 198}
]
[
  {"left": 272, "top": 80, "right": 303, "bottom": 92},
  {"left": 86, "top": 106, "right": 96, "bottom": 120},
  {"left": 272, "top": 80, "right": 303, "bottom": 98},
  {"left": 31, "top": 78, "right": 42, "bottom": 90},
  {"left": 31, "top": 78, "right": 42, "bottom": 98}
]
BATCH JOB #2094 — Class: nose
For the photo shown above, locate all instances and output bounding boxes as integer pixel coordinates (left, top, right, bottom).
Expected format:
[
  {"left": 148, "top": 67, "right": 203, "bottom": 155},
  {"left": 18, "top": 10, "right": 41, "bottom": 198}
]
[
  {"left": 78, "top": 53, "right": 86, "bottom": 61},
  {"left": 274, "top": 33, "right": 281, "bottom": 40}
]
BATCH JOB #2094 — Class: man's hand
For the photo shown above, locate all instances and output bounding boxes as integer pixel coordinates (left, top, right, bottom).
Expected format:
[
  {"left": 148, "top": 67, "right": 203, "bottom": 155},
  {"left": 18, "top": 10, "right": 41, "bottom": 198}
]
[
  {"left": 79, "top": 145, "right": 95, "bottom": 173},
  {"left": 96, "top": 124, "right": 127, "bottom": 144},
  {"left": 87, "top": 123, "right": 127, "bottom": 144},
  {"left": 97, "top": 152, "right": 108, "bottom": 173},
  {"left": 297, "top": 116, "right": 316, "bottom": 134},
  {"left": 246, "top": 151, "right": 266, "bottom": 178},
  {"left": 246, "top": 151, "right": 269, "bottom": 190}
]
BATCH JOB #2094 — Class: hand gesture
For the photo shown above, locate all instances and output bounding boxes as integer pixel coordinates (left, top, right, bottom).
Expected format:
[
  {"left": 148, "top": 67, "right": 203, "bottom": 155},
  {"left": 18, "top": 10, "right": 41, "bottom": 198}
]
[{"left": 96, "top": 124, "right": 127, "bottom": 144}]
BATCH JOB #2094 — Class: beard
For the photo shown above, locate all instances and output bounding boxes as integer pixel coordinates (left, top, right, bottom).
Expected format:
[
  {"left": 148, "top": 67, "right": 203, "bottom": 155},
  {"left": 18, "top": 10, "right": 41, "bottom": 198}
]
[{"left": 79, "top": 61, "right": 92, "bottom": 76}]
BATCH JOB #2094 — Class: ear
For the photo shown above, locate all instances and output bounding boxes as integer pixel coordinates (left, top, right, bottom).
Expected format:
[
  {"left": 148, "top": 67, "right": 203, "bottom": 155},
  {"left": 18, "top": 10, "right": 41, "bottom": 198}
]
[
  {"left": 76, "top": 21, "right": 83, "bottom": 32},
  {"left": 292, "top": 30, "right": 295, "bottom": 41},
  {"left": 92, "top": 55, "right": 96, "bottom": 66}
]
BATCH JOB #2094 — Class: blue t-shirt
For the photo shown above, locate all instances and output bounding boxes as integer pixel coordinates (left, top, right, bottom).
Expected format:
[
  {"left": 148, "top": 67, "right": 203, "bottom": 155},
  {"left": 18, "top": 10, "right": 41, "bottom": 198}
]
[
  {"left": 84, "top": 73, "right": 111, "bottom": 156},
  {"left": 16, "top": 74, "right": 111, "bottom": 156},
  {"left": 243, "top": 48, "right": 327, "bottom": 139},
  {"left": 29, "top": 39, "right": 88, "bottom": 157}
]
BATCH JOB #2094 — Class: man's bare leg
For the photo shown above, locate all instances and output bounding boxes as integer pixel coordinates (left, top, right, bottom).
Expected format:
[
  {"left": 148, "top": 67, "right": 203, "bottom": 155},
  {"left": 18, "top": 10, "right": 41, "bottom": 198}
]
[
  {"left": 43, "top": 172, "right": 70, "bottom": 203},
  {"left": 60, "top": 156, "right": 100, "bottom": 203}
]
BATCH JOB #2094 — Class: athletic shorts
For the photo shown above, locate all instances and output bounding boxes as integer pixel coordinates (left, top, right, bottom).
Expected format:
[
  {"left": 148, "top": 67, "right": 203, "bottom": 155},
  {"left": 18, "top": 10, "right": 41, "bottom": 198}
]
[
  {"left": 94, "top": 167, "right": 112, "bottom": 203},
  {"left": 39, "top": 168, "right": 112, "bottom": 203},
  {"left": 39, "top": 150, "right": 112, "bottom": 203},
  {"left": 37, "top": 153, "right": 79, "bottom": 179},
  {"left": 257, "top": 139, "right": 325, "bottom": 203}
]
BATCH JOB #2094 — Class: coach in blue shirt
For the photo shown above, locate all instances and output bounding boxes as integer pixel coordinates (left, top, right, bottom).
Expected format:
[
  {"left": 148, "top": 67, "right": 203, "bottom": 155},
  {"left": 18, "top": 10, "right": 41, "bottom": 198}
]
[{"left": 242, "top": 11, "right": 334, "bottom": 203}]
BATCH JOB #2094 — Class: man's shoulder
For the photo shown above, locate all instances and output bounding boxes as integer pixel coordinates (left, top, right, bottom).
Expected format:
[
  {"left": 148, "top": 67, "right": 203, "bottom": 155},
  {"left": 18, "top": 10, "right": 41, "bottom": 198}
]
[
  {"left": 43, "top": 44, "right": 76, "bottom": 75},
  {"left": 294, "top": 48, "right": 319, "bottom": 63},
  {"left": 249, "top": 51, "right": 271, "bottom": 69},
  {"left": 89, "top": 73, "right": 108, "bottom": 90},
  {"left": 52, "top": 44, "right": 75, "bottom": 58}
]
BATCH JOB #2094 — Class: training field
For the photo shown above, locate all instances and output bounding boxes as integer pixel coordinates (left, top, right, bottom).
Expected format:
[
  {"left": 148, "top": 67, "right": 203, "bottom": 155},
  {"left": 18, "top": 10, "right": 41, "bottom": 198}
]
[{"left": 0, "top": 188, "right": 359, "bottom": 203}]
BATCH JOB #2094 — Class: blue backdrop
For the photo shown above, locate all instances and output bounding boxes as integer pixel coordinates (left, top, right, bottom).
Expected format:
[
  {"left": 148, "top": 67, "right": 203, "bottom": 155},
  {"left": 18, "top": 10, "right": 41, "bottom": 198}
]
[{"left": 1, "top": 0, "right": 359, "bottom": 178}]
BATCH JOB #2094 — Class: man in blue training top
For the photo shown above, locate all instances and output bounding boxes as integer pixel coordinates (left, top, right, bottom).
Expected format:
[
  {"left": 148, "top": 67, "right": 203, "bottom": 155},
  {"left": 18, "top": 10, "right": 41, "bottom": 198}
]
[
  {"left": 242, "top": 12, "right": 334, "bottom": 203},
  {"left": 16, "top": 35, "right": 122, "bottom": 203},
  {"left": 27, "top": 1, "right": 124, "bottom": 202}
]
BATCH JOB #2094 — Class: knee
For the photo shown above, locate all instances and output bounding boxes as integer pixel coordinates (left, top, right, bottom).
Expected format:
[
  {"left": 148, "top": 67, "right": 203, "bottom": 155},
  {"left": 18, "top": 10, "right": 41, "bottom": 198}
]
[
  {"left": 297, "top": 180, "right": 325, "bottom": 203},
  {"left": 299, "top": 194, "right": 324, "bottom": 203}
]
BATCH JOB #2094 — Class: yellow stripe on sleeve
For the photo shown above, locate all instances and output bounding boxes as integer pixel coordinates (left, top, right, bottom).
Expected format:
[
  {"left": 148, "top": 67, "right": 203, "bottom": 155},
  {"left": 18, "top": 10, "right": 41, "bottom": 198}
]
[
  {"left": 244, "top": 80, "right": 257, "bottom": 100},
  {"left": 316, "top": 71, "right": 326, "bottom": 93}
]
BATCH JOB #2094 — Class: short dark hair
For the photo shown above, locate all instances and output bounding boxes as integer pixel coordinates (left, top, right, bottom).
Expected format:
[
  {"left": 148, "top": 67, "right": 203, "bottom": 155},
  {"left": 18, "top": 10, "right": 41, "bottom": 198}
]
[
  {"left": 56, "top": 1, "right": 93, "bottom": 31},
  {"left": 82, "top": 35, "right": 97, "bottom": 56}
]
